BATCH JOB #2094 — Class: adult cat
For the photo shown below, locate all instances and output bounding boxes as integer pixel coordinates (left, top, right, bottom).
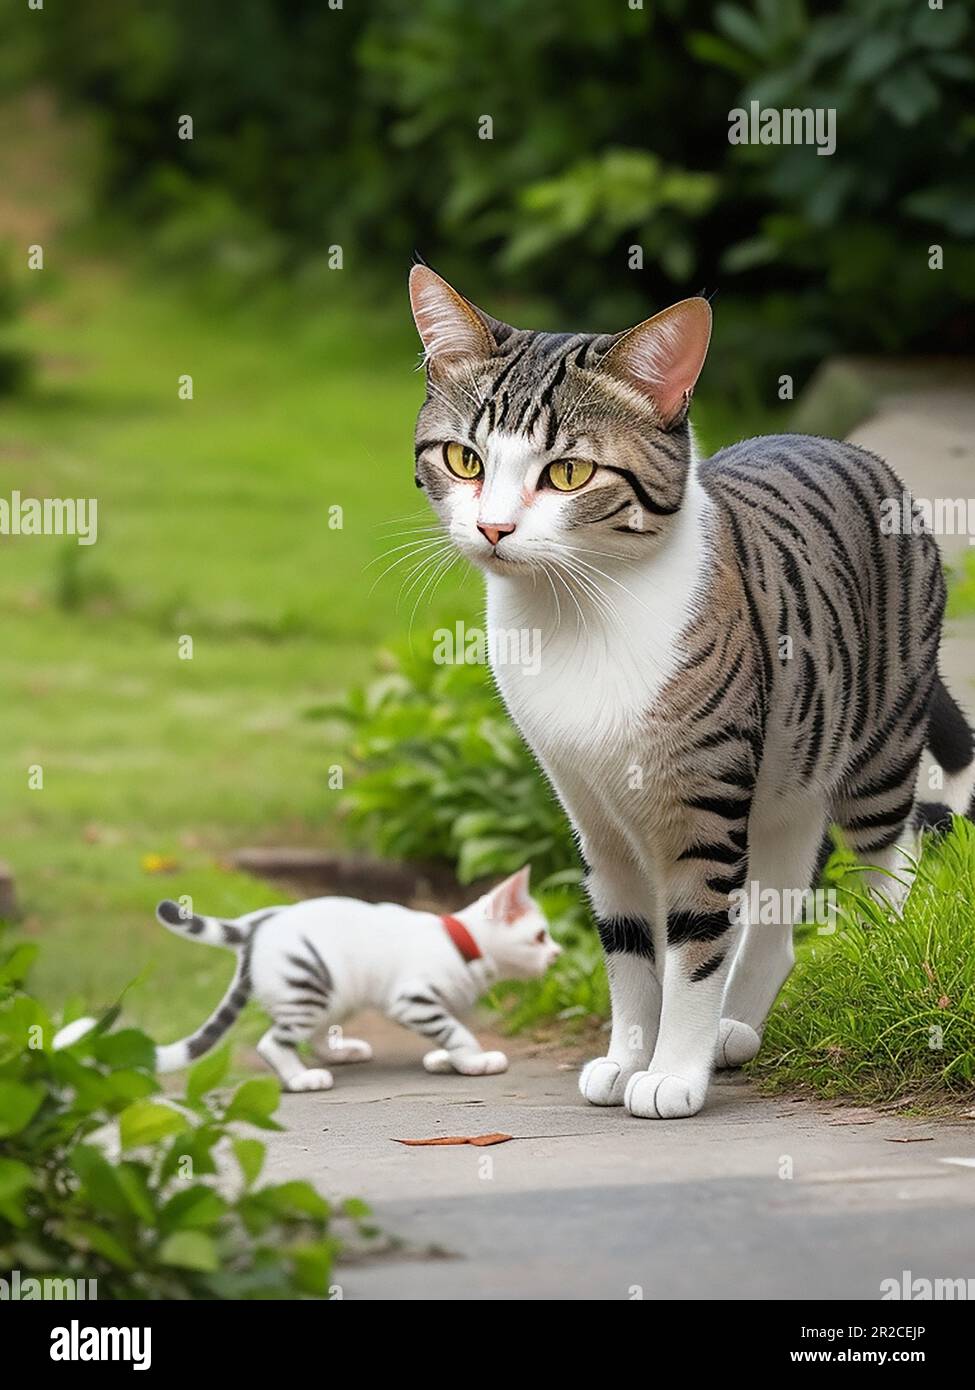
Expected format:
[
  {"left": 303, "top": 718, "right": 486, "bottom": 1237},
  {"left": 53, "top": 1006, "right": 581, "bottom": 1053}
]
[
  {"left": 407, "top": 266, "right": 974, "bottom": 1119},
  {"left": 154, "top": 867, "right": 560, "bottom": 1091}
]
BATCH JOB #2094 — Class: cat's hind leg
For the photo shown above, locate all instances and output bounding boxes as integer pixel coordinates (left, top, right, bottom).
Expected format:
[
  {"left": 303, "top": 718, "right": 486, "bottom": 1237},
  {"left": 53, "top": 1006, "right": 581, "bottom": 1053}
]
[
  {"left": 257, "top": 1026, "right": 334, "bottom": 1092},
  {"left": 579, "top": 864, "right": 661, "bottom": 1107},
  {"left": 716, "top": 794, "right": 829, "bottom": 1069},
  {"left": 311, "top": 1023, "right": 373, "bottom": 1064}
]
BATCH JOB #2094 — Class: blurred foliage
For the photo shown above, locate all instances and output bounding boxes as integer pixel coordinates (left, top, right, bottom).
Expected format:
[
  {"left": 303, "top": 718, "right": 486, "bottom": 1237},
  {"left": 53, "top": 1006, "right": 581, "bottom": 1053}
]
[
  {"left": 329, "top": 645, "right": 577, "bottom": 885},
  {"left": 0, "top": 932, "right": 372, "bottom": 1297},
  {"left": 1, "top": 0, "right": 971, "bottom": 400}
]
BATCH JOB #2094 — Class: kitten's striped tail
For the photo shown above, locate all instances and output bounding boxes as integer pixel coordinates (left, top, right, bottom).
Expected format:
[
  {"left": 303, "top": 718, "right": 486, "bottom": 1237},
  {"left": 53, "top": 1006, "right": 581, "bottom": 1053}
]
[
  {"left": 154, "top": 899, "right": 257, "bottom": 1073},
  {"left": 155, "top": 898, "right": 251, "bottom": 949}
]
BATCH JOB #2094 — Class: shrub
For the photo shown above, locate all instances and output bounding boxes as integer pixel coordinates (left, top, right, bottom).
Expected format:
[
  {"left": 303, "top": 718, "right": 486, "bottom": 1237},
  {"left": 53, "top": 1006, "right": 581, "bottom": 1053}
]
[
  {"left": 0, "top": 937, "right": 369, "bottom": 1298},
  {"left": 330, "top": 646, "right": 578, "bottom": 886},
  {"left": 752, "top": 819, "right": 975, "bottom": 1103}
]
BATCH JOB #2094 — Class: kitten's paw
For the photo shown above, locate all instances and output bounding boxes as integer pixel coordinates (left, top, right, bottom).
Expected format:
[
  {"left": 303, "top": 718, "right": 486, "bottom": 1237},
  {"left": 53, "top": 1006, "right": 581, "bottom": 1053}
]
[
  {"left": 715, "top": 1018, "right": 761, "bottom": 1069},
  {"left": 452, "top": 1050, "right": 509, "bottom": 1076},
  {"left": 286, "top": 1068, "right": 334, "bottom": 1093},
  {"left": 325, "top": 1037, "right": 373, "bottom": 1064},
  {"left": 624, "top": 1070, "right": 708, "bottom": 1119},
  {"left": 579, "top": 1057, "right": 639, "bottom": 1107},
  {"left": 422, "top": 1048, "right": 454, "bottom": 1074}
]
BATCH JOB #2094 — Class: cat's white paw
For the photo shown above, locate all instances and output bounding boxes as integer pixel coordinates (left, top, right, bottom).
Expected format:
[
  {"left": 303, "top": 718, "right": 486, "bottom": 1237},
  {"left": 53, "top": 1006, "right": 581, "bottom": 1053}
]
[
  {"left": 287, "top": 1068, "right": 334, "bottom": 1092},
  {"left": 422, "top": 1048, "right": 454, "bottom": 1074},
  {"left": 451, "top": 1050, "right": 509, "bottom": 1076},
  {"left": 325, "top": 1037, "right": 373, "bottom": 1063},
  {"left": 578, "top": 1057, "right": 639, "bottom": 1106},
  {"left": 715, "top": 1018, "right": 761, "bottom": 1069},
  {"left": 624, "top": 1070, "right": 708, "bottom": 1119}
]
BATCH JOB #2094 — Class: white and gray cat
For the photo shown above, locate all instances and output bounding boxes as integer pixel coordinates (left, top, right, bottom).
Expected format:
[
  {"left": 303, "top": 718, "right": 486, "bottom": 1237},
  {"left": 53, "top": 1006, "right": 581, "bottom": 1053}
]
[
  {"left": 154, "top": 867, "right": 560, "bottom": 1091},
  {"left": 408, "top": 265, "right": 974, "bottom": 1120}
]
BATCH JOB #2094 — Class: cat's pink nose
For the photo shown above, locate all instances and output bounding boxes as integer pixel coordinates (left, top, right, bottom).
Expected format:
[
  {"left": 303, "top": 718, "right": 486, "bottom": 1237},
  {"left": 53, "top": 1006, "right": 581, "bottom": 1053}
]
[{"left": 477, "top": 522, "right": 516, "bottom": 548}]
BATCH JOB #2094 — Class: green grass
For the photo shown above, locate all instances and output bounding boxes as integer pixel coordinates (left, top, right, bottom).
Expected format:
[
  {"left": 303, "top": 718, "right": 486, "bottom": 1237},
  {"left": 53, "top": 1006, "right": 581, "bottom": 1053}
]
[
  {"left": 947, "top": 550, "right": 975, "bottom": 619},
  {"left": 751, "top": 820, "right": 975, "bottom": 1106},
  {"left": 0, "top": 259, "right": 484, "bottom": 1046}
]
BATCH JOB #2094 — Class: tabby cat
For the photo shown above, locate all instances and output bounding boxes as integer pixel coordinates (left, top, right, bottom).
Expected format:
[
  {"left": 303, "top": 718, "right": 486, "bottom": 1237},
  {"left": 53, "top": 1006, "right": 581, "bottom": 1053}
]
[
  {"left": 154, "top": 868, "right": 560, "bottom": 1091},
  {"left": 408, "top": 266, "right": 974, "bottom": 1119}
]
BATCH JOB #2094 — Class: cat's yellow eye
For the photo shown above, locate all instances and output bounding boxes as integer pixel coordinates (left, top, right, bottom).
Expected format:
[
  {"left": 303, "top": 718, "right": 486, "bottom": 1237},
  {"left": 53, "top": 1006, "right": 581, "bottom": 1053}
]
[
  {"left": 443, "top": 442, "right": 483, "bottom": 480},
  {"left": 546, "top": 458, "right": 595, "bottom": 492}
]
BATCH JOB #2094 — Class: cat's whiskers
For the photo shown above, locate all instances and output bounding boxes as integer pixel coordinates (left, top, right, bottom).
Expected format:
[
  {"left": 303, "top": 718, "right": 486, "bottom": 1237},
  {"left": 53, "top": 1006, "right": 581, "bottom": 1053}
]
[
  {"left": 396, "top": 543, "right": 455, "bottom": 612},
  {"left": 369, "top": 538, "right": 451, "bottom": 592},
  {"left": 552, "top": 554, "right": 623, "bottom": 632}
]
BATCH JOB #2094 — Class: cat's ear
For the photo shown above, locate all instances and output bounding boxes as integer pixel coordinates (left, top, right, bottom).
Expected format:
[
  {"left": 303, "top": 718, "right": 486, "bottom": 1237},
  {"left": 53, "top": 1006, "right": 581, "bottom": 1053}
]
[
  {"left": 486, "top": 866, "right": 532, "bottom": 924},
  {"left": 409, "top": 266, "right": 497, "bottom": 368},
  {"left": 602, "top": 297, "right": 712, "bottom": 427}
]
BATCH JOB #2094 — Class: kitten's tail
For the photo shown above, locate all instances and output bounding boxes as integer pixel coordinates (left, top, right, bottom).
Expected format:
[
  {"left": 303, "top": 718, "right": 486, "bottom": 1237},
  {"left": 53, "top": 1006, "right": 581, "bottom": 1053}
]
[
  {"left": 154, "top": 899, "right": 260, "bottom": 1073},
  {"left": 155, "top": 898, "right": 251, "bottom": 949}
]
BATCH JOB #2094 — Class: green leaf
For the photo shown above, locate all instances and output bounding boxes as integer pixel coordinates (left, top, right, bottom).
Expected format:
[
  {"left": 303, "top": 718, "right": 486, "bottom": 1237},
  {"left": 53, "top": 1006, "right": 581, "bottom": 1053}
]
[
  {"left": 186, "top": 1042, "right": 231, "bottom": 1102},
  {"left": 232, "top": 1137, "right": 265, "bottom": 1187},
  {"left": 119, "top": 1099, "right": 185, "bottom": 1149},
  {"left": 158, "top": 1229, "right": 219, "bottom": 1273},
  {"left": 64, "top": 1220, "right": 136, "bottom": 1271},
  {"left": 92, "top": 1028, "right": 156, "bottom": 1072},
  {"left": 224, "top": 1077, "right": 280, "bottom": 1126},
  {"left": 0, "top": 1157, "right": 33, "bottom": 1202},
  {"left": 0, "top": 1080, "right": 43, "bottom": 1137},
  {"left": 256, "top": 1179, "right": 330, "bottom": 1220},
  {"left": 159, "top": 1185, "right": 227, "bottom": 1233},
  {"left": 0, "top": 944, "right": 39, "bottom": 987}
]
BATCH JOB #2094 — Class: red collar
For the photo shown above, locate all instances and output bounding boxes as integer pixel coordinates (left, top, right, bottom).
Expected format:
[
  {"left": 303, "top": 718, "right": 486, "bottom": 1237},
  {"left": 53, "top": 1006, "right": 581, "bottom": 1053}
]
[{"left": 441, "top": 914, "right": 481, "bottom": 964}]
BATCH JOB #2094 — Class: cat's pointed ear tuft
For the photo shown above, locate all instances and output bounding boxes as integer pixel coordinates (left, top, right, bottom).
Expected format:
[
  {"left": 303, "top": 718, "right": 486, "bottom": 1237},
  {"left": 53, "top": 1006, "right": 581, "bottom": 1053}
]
[
  {"left": 409, "top": 266, "right": 495, "bottom": 369},
  {"left": 487, "top": 866, "right": 532, "bottom": 924},
  {"left": 602, "top": 297, "right": 712, "bottom": 427}
]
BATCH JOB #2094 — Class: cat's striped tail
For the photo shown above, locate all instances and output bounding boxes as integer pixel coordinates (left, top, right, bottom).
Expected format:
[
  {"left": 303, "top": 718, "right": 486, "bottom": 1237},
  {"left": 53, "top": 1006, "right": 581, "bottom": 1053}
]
[
  {"left": 154, "top": 899, "right": 255, "bottom": 1073},
  {"left": 915, "top": 674, "right": 975, "bottom": 835}
]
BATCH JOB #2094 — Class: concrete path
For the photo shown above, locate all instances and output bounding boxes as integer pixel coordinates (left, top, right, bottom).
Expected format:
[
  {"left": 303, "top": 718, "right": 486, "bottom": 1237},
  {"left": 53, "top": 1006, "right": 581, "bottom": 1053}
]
[
  {"left": 261, "top": 381, "right": 975, "bottom": 1300},
  {"left": 263, "top": 1017, "right": 975, "bottom": 1300}
]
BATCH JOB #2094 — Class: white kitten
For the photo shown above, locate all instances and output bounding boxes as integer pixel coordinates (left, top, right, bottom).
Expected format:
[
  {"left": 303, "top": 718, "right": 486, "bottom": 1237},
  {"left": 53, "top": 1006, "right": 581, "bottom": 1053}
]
[{"left": 154, "top": 867, "right": 560, "bottom": 1092}]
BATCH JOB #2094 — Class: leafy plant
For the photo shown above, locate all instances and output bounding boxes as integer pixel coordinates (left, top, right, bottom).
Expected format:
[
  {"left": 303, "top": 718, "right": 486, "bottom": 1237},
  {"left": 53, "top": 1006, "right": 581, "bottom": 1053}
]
[
  {"left": 330, "top": 645, "right": 578, "bottom": 886},
  {"left": 0, "top": 937, "right": 369, "bottom": 1298},
  {"left": 752, "top": 818, "right": 975, "bottom": 1104}
]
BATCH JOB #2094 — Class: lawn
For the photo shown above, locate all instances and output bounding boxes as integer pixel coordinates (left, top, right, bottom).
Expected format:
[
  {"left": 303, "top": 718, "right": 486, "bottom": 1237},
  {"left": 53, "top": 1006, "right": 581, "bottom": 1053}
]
[{"left": 0, "top": 259, "right": 478, "bottom": 1043}]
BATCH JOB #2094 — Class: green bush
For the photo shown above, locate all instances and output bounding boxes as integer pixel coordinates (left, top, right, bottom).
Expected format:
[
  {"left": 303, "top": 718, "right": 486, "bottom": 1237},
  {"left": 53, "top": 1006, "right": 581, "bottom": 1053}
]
[
  {"left": 330, "top": 646, "right": 577, "bottom": 886},
  {"left": 5, "top": 0, "right": 971, "bottom": 395},
  {"left": 0, "top": 938, "right": 369, "bottom": 1298}
]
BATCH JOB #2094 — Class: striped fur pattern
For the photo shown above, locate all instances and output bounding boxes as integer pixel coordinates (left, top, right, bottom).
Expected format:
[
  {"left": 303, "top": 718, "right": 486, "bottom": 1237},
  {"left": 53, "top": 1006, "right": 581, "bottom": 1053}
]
[
  {"left": 408, "top": 266, "right": 975, "bottom": 1119},
  {"left": 154, "top": 868, "right": 559, "bottom": 1091}
]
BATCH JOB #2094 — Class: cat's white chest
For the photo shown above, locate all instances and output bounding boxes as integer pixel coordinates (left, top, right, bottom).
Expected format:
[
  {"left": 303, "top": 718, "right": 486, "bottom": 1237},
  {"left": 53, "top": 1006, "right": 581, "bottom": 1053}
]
[{"left": 485, "top": 481, "right": 708, "bottom": 764}]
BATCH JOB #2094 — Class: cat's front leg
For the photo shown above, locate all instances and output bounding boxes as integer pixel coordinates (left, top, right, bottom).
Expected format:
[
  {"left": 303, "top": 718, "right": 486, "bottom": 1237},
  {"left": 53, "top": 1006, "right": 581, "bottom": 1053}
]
[
  {"left": 624, "top": 798, "right": 751, "bottom": 1120},
  {"left": 388, "top": 982, "right": 508, "bottom": 1077},
  {"left": 579, "top": 871, "right": 661, "bottom": 1106}
]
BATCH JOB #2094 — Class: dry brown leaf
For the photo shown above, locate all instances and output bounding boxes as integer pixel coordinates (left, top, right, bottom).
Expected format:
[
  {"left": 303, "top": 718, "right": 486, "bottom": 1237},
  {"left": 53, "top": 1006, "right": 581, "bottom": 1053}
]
[{"left": 394, "top": 1132, "right": 513, "bottom": 1147}]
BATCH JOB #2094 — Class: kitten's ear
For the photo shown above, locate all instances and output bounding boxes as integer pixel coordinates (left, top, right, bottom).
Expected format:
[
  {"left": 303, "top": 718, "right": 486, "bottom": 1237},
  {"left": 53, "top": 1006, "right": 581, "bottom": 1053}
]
[
  {"left": 486, "top": 866, "right": 532, "bottom": 924},
  {"left": 602, "top": 297, "right": 712, "bottom": 427},
  {"left": 409, "top": 266, "right": 496, "bottom": 368}
]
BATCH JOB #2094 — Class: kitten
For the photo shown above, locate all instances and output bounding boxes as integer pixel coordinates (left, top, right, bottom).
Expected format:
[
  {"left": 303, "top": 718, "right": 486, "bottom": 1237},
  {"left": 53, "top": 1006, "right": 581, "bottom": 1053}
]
[
  {"left": 154, "top": 867, "right": 560, "bottom": 1091},
  {"left": 408, "top": 266, "right": 974, "bottom": 1119}
]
